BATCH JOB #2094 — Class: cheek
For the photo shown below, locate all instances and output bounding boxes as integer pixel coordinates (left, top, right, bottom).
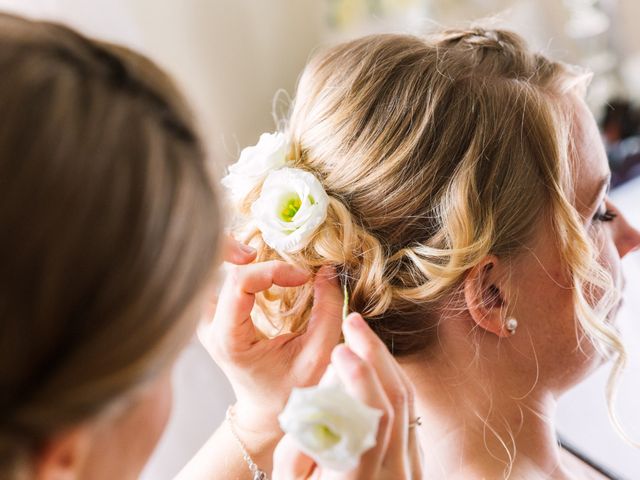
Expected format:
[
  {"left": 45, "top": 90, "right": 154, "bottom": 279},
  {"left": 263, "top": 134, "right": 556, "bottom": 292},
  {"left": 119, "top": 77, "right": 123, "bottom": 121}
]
[
  {"left": 80, "top": 373, "right": 174, "bottom": 480},
  {"left": 516, "top": 254, "right": 573, "bottom": 340},
  {"left": 119, "top": 374, "right": 174, "bottom": 478},
  {"left": 104, "top": 374, "right": 174, "bottom": 479},
  {"left": 584, "top": 227, "right": 624, "bottom": 321},
  {"left": 596, "top": 236, "right": 623, "bottom": 289},
  {"left": 525, "top": 271, "right": 575, "bottom": 344},
  {"left": 518, "top": 279, "right": 599, "bottom": 390},
  {"left": 512, "top": 251, "right": 600, "bottom": 389},
  {"left": 137, "top": 373, "right": 174, "bottom": 453}
]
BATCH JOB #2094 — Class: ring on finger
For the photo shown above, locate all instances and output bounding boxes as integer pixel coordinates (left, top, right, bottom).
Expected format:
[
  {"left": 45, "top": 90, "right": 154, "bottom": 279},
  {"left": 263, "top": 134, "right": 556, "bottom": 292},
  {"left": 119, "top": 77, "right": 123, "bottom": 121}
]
[{"left": 409, "top": 416, "right": 422, "bottom": 428}]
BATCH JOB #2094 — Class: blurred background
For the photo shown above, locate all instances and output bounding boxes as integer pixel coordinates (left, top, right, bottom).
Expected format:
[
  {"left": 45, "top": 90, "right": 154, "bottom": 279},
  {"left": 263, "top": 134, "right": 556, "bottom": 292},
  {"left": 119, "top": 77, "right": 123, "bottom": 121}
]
[{"left": 0, "top": 0, "right": 638, "bottom": 478}]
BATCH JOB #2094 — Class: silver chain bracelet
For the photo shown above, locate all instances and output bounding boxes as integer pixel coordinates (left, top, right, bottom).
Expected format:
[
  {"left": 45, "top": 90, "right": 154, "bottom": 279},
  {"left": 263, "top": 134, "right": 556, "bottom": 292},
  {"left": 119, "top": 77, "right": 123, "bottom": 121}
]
[{"left": 226, "top": 406, "right": 269, "bottom": 480}]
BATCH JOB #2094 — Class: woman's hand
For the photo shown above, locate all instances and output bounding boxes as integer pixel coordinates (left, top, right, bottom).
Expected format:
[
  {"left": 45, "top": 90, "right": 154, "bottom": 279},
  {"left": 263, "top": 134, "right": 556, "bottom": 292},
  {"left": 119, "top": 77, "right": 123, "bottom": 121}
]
[
  {"left": 198, "top": 246, "right": 344, "bottom": 434},
  {"left": 272, "top": 313, "right": 423, "bottom": 480}
]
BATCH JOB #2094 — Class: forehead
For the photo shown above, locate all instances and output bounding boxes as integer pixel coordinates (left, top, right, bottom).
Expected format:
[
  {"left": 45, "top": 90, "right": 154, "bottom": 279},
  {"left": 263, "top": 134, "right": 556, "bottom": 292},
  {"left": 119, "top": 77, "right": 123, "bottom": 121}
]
[{"left": 569, "top": 95, "right": 610, "bottom": 214}]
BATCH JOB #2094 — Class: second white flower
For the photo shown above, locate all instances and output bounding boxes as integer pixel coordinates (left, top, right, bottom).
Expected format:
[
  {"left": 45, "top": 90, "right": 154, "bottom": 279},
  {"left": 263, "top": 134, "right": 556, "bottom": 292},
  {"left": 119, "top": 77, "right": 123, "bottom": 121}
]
[{"left": 278, "top": 366, "right": 383, "bottom": 472}]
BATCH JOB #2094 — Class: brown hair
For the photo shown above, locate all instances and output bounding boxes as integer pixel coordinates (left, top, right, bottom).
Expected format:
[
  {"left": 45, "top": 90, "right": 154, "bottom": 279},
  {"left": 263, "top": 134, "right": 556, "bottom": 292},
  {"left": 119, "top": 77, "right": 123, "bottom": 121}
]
[{"left": 0, "top": 13, "right": 221, "bottom": 477}]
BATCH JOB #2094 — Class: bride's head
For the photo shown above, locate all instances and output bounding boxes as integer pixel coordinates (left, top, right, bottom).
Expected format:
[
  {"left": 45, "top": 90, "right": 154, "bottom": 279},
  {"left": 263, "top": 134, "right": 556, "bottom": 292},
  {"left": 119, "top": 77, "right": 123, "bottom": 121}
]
[{"left": 234, "top": 29, "right": 640, "bottom": 396}]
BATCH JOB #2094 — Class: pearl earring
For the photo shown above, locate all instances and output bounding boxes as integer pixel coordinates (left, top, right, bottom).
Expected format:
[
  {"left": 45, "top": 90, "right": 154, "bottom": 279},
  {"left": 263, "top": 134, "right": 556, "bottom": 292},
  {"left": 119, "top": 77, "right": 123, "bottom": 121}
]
[{"left": 505, "top": 318, "right": 518, "bottom": 335}]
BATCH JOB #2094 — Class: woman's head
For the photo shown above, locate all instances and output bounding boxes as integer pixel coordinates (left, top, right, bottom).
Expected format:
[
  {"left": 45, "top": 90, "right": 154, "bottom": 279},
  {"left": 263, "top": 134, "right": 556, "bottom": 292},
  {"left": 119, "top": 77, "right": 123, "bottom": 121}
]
[
  {"left": 0, "top": 13, "right": 221, "bottom": 479},
  {"left": 235, "top": 29, "right": 639, "bottom": 393}
]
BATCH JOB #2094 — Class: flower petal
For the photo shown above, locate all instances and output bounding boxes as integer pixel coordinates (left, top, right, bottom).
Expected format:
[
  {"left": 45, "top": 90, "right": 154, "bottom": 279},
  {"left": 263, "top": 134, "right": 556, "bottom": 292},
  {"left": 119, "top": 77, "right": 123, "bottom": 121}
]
[
  {"left": 221, "top": 132, "right": 289, "bottom": 200},
  {"left": 251, "top": 167, "right": 329, "bottom": 253},
  {"left": 278, "top": 379, "right": 383, "bottom": 472}
]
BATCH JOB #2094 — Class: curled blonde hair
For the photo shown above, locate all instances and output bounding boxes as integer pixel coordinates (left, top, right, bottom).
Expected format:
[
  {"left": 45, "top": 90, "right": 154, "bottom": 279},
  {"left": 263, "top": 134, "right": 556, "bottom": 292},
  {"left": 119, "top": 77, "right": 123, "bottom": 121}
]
[{"left": 235, "top": 28, "right": 624, "bottom": 415}]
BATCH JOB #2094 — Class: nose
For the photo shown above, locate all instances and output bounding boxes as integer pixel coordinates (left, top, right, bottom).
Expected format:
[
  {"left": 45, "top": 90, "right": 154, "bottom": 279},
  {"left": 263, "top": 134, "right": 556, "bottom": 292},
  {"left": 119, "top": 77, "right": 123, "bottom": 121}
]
[{"left": 614, "top": 211, "right": 640, "bottom": 258}]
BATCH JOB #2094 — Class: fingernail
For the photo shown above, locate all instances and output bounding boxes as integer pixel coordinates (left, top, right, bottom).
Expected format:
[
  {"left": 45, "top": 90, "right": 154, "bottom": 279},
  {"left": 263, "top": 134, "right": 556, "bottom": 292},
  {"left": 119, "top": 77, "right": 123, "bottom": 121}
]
[
  {"left": 317, "top": 265, "right": 336, "bottom": 279},
  {"left": 332, "top": 343, "right": 358, "bottom": 364},
  {"left": 239, "top": 243, "right": 256, "bottom": 254},
  {"left": 291, "top": 265, "right": 311, "bottom": 279},
  {"left": 346, "top": 313, "right": 366, "bottom": 329}
]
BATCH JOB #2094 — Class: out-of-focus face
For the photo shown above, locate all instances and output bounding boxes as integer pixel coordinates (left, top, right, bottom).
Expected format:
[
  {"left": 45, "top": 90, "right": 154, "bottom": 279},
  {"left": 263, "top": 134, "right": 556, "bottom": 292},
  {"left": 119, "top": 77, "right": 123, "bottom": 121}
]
[
  {"left": 33, "top": 283, "right": 213, "bottom": 480},
  {"left": 77, "top": 369, "right": 174, "bottom": 480},
  {"left": 33, "top": 365, "right": 175, "bottom": 480},
  {"left": 507, "top": 95, "right": 640, "bottom": 395}
]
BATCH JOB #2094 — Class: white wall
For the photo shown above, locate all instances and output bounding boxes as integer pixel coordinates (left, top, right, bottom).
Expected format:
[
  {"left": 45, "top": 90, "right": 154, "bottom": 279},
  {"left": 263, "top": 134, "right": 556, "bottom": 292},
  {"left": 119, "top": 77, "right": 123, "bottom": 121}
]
[{"left": 0, "top": 0, "right": 325, "bottom": 166}]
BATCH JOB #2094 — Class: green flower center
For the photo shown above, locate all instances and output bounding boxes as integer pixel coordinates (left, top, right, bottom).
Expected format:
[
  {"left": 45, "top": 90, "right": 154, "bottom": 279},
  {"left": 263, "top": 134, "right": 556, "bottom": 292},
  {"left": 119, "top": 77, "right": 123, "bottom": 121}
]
[
  {"left": 312, "top": 424, "right": 340, "bottom": 449},
  {"left": 279, "top": 196, "right": 302, "bottom": 222}
]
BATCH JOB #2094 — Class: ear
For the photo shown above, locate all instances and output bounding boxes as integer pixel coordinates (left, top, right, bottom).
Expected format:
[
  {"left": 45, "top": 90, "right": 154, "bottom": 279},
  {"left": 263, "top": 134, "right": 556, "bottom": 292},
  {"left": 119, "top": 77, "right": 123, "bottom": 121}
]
[
  {"left": 463, "top": 255, "right": 512, "bottom": 338},
  {"left": 34, "top": 425, "right": 92, "bottom": 480}
]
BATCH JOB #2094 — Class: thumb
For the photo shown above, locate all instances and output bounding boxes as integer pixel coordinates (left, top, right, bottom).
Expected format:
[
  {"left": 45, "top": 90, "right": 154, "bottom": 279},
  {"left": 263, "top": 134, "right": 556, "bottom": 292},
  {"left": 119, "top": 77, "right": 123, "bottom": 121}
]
[
  {"left": 223, "top": 234, "right": 257, "bottom": 265},
  {"left": 272, "top": 434, "right": 315, "bottom": 480}
]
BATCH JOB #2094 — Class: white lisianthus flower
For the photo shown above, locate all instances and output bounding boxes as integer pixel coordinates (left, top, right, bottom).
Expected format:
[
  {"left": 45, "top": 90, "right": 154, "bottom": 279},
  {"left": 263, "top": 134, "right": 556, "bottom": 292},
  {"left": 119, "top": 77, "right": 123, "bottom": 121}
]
[
  {"left": 221, "top": 132, "right": 288, "bottom": 200},
  {"left": 251, "top": 167, "right": 329, "bottom": 253},
  {"left": 278, "top": 367, "right": 382, "bottom": 472}
]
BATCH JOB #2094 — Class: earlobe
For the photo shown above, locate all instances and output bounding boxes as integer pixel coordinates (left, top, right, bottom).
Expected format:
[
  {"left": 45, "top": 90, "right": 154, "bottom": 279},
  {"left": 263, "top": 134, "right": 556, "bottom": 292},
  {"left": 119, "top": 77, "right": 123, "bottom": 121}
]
[
  {"left": 463, "top": 256, "right": 513, "bottom": 338},
  {"left": 34, "top": 425, "right": 91, "bottom": 480}
]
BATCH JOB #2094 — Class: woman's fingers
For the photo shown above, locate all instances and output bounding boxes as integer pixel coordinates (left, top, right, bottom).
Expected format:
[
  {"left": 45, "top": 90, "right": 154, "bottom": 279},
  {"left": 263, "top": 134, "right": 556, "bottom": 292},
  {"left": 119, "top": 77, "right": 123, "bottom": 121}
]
[
  {"left": 199, "top": 236, "right": 256, "bottom": 322},
  {"left": 331, "top": 344, "right": 392, "bottom": 479},
  {"left": 342, "top": 313, "right": 411, "bottom": 476},
  {"left": 205, "top": 261, "right": 310, "bottom": 359},
  {"left": 272, "top": 434, "right": 316, "bottom": 480},
  {"left": 390, "top": 361, "right": 422, "bottom": 479},
  {"left": 223, "top": 234, "right": 257, "bottom": 264},
  {"left": 298, "top": 266, "right": 344, "bottom": 363}
]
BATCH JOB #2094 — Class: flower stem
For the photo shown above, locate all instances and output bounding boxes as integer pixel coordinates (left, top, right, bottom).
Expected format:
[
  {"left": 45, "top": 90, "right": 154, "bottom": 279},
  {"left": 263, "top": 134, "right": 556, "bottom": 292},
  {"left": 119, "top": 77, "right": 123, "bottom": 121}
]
[{"left": 342, "top": 282, "right": 350, "bottom": 322}]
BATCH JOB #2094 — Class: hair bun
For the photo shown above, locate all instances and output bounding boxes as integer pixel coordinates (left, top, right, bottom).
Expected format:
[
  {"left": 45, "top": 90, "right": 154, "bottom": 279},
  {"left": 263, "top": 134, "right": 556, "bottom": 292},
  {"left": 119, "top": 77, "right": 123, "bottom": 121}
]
[{"left": 440, "top": 27, "right": 506, "bottom": 50}]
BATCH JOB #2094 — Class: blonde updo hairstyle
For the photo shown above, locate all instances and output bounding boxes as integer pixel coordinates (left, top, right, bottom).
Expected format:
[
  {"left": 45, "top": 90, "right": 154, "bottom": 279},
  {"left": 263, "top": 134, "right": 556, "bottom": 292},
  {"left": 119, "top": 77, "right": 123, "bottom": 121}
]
[{"left": 237, "top": 28, "right": 624, "bottom": 402}]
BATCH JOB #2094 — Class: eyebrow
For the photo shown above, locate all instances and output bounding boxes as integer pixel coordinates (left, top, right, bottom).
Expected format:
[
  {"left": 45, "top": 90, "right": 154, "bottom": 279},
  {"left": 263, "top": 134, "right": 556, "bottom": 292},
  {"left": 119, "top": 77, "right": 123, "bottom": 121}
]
[{"left": 590, "top": 174, "right": 611, "bottom": 207}]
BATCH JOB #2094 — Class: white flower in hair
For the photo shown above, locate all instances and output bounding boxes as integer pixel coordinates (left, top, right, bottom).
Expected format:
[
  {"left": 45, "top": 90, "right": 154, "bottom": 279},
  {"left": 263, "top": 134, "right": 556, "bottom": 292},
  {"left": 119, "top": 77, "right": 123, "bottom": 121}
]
[
  {"left": 278, "top": 366, "right": 382, "bottom": 472},
  {"left": 221, "top": 132, "right": 288, "bottom": 200},
  {"left": 251, "top": 167, "right": 329, "bottom": 253}
]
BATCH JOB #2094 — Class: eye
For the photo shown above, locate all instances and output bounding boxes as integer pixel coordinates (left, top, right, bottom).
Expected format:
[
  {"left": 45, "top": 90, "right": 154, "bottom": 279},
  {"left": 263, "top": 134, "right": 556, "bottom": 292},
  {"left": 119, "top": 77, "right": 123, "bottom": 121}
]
[{"left": 592, "top": 204, "right": 617, "bottom": 223}]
